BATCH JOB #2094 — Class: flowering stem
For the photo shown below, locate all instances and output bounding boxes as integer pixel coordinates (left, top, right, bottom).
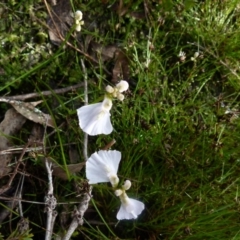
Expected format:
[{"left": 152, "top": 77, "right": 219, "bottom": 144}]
[{"left": 81, "top": 59, "right": 88, "bottom": 161}]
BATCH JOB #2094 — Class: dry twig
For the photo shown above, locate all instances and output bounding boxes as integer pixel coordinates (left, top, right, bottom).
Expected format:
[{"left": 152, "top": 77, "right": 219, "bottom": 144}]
[
  {"left": 4, "top": 83, "right": 85, "bottom": 101},
  {"left": 62, "top": 186, "right": 92, "bottom": 240},
  {"left": 0, "top": 143, "right": 29, "bottom": 195},
  {"left": 44, "top": 160, "right": 57, "bottom": 240},
  {"left": 81, "top": 59, "right": 89, "bottom": 162}
]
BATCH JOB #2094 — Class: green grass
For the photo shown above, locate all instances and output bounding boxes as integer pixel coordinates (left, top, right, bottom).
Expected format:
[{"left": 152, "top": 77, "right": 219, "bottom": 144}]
[{"left": 1, "top": 0, "right": 240, "bottom": 239}]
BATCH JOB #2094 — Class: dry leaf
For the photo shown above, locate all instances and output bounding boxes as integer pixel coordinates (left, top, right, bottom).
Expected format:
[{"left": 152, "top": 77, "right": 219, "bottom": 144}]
[
  {"left": 0, "top": 108, "right": 26, "bottom": 178},
  {"left": 69, "top": 146, "right": 80, "bottom": 164},
  {"left": 10, "top": 100, "right": 55, "bottom": 128},
  {"left": 90, "top": 42, "right": 119, "bottom": 62},
  {"left": 112, "top": 49, "right": 130, "bottom": 83},
  {"left": 47, "top": 0, "right": 74, "bottom": 45},
  {"left": 0, "top": 98, "right": 55, "bottom": 128},
  {"left": 52, "top": 162, "right": 85, "bottom": 180}
]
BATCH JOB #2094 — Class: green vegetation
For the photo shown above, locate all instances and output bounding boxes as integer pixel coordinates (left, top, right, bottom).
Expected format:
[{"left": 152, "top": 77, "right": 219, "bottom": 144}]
[{"left": 1, "top": 0, "right": 240, "bottom": 239}]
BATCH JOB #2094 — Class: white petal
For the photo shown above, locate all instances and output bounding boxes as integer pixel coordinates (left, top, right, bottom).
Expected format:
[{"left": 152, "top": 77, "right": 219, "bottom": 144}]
[
  {"left": 75, "top": 10, "right": 83, "bottom": 20},
  {"left": 117, "top": 194, "right": 144, "bottom": 220},
  {"left": 77, "top": 102, "right": 113, "bottom": 135},
  {"left": 97, "top": 150, "right": 121, "bottom": 174},
  {"left": 86, "top": 150, "right": 121, "bottom": 184},
  {"left": 116, "top": 80, "right": 129, "bottom": 93}
]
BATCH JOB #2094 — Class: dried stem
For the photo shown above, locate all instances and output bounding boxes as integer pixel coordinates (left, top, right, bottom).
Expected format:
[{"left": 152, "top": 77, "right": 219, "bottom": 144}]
[
  {"left": 45, "top": 160, "right": 57, "bottom": 240},
  {"left": 62, "top": 59, "right": 91, "bottom": 240},
  {"left": 17, "top": 174, "right": 25, "bottom": 218},
  {"left": 4, "top": 83, "right": 84, "bottom": 101},
  {"left": 0, "top": 143, "right": 29, "bottom": 195},
  {"left": 81, "top": 59, "right": 88, "bottom": 162},
  {"left": 62, "top": 186, "right": 92, "bottom": 240}
]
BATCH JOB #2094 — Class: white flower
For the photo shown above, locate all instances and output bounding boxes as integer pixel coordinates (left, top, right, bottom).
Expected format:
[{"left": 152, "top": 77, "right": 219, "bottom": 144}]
[
  {"left": 75, "top": 10, "right": 83, "bottom": 20},
  {"left": 178, "top": 50, "right": 186, "bottom": 62},
  {"left": 116, "top": 191, "right": 145, "bottom": 220},
  {"left": 86, "top": 150, "right": 121, "bottom": 187},
  {"left": 77, "top": 97, "right": 113, "bottom": 135},
  {"left": 116, "top": 80, "right": 129, "bottom": 93},
  {"left": 74, "top": 10, "right": 84, "bottom": 32}
]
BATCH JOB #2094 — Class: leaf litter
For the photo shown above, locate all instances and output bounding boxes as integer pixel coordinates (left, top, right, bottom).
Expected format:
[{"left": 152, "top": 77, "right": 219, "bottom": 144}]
[{"left": 0, "top": 98, "right": 55, "bottom": 128}]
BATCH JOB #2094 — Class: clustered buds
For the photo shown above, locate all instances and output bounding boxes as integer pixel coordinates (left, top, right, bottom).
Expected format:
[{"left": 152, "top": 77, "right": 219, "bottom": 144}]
[
  {"left": 105, "top": 80, "right": 129, "bottom": 101},
  {"left": 74, "top": 10, "right": 84, "bottom": 32}
]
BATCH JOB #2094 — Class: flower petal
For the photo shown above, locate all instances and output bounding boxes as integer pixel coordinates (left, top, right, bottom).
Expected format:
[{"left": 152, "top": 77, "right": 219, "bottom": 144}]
[
  {"left": 117, "top": 194, "right": 145, "bottom": 220},
  {"left": 77, "top": 102, "right": 113, "bottom": 135},
  {"left": 86, "top": 150, "right": 121, "bottom": 184},
  {"left": 97, "top": 150, "right": 121, "bottom": 174}
]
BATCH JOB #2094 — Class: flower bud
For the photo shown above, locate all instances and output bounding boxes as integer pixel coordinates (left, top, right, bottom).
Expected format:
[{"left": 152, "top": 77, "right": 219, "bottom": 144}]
[
  {"left": 75, "top": 10, "right": 83, "bottom": 20},
  {"left": 115, "top": 189, "right": 123, "bottom": 196},
  {"left": 194, "top": 52, "right": 200, "bottom": 58},
  {"left": 105, "top": 85, "right": 114, "bottom": 93},
  {"left": 76, "top": 24, "right": 81, "bottom": 32},
  {"left": 117, "top": 93, "right": 124, "bottom": 101},
  {"left": 116, "top": 80, "right": 129, "bottom": 93},
  {"left": 122, "top": 180, "right": 131, "bottom": 190}
]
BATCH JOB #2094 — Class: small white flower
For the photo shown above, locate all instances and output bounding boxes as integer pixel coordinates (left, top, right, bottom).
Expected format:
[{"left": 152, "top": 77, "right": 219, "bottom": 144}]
[
  {"left": 194, "top": 51, "right": 200, "bottom": 58},
  {"left": 115, "top": 80, "right": 129, "bottom": 93},
  {"left": 86, "top": 150, "right": 121, "bottom": 187},
  {"left": 75, "top": 10, "right": 83, "bottom": 20},
  {"left": 74, "top": 10, "right": 84, "bottom": 32},
  {"left": 116, "top": 191, "right": 145, "bottom": 220},
  {"left": 178, "top": 50, "right": 186, "bottom": 62},
  {"left": 77, "top": 97, "right": 113, "bottom": 135},
  {"left": 191, "top": 52, "right": 200, "bottom": 62}
]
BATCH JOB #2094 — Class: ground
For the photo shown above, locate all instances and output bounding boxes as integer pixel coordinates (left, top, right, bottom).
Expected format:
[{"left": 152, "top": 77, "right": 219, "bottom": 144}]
[{"left": 1, "top": 0, "right": 240, "bottom": 239}]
